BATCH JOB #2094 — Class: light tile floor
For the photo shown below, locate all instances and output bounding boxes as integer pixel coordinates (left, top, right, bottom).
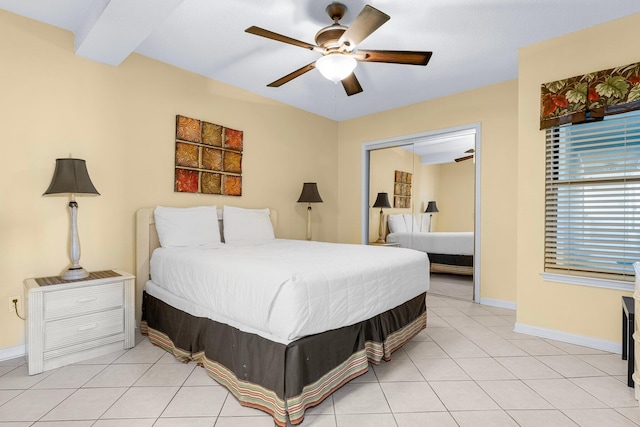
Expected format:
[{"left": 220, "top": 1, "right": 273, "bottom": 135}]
[
  {"left": 428, "top": 273, "right": 474, "bottom": 301},
  {"left": 0, "top": 294, "right": 636, "bottom": 427}
]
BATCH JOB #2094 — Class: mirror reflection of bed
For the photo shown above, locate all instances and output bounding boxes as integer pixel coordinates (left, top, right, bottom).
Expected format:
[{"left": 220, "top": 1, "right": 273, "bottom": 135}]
[
  {"left": 368, "top": 130, "right": 476, "bottom": 301},
  {"left": 386, "top": 216, "right": 474, "bottom": 301}
]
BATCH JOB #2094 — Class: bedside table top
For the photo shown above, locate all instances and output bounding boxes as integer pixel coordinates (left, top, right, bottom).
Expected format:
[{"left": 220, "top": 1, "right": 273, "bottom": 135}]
[
  {"left": 369, "top": 242, "right": 400, "bottom": 247},
  {"left": 34, "top": 270, "right": 122, "bottom": 287}
]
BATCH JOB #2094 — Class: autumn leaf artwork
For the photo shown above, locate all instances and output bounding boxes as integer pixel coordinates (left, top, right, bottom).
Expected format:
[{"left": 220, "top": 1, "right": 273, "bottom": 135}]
[{"left": 175, "top": 115, "right": 243, "bottom": 196}]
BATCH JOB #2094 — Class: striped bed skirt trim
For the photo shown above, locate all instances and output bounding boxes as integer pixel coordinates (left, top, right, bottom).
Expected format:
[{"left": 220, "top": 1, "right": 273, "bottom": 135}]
[
  {"left": 141, "top": 292, "right": 426, "bottom": 426},
  {"left": 431, "top": 263, "right": 474, "bottom": 275}
]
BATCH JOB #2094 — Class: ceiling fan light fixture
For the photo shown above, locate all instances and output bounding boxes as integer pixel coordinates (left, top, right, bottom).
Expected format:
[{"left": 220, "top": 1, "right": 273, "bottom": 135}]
[{"left": 316, "top": 53, "right": 357, "bottom": 83}]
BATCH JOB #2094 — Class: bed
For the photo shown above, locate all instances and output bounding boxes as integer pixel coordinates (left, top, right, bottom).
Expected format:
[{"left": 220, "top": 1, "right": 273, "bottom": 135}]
[
  {"left": 135, "top": 206, "right": 429, "bottom": 426},
  {"left": 386, "top": 214, "right": 474, "bottom": 275}
]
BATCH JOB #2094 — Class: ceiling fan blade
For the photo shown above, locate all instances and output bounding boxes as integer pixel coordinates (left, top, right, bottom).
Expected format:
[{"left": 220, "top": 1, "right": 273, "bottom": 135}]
[
  {"left": 356, "top": 50, "right": 432, "bottom": 66},
  {"left": 465, "top": 148, "right": 475, "bottom": 153},
  {"left": 267, "top": 62, "right": 316, "bottom": 87},
  {"left": 455, "top": 155, "right": 474, "bottom": 162},
  {"left": 341, "top": 73, "right": 363, "bottom": 96},
  {"left": 338, "top": 5, "right": 390, "bottom": 48},
  {"left": 245, "top": 26, "right": 319, "bottom": 51}
]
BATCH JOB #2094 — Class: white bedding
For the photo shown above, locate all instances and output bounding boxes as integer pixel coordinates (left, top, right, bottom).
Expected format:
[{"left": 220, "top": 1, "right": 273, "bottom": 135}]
[
  {"left": 147, "top": 239, "right": 429, "bottom": 344},
  {"left": 387, "top": 232, "right": 474, "bottom": 256}
]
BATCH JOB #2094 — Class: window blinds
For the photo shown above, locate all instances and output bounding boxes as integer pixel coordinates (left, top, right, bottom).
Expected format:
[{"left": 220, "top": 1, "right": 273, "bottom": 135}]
[{"left": 545, "top": 110, "right": 640, "bottom": 281}]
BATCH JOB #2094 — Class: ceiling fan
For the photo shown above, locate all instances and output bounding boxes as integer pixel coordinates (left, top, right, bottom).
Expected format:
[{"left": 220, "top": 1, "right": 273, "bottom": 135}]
[
  {"left": 455, "top": 149, "right": 475, "bottom": 162},
  {"left": 245, "top": 3, "right": 433, "bottom": 96}
]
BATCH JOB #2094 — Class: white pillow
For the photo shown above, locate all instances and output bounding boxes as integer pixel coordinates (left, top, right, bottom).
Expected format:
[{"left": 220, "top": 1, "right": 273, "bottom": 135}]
[
  {"left": 223, "top": 206, "right": 275, "bottom": 243},
  {"left": 403, "top": 214, "right": 420, "bottom": 232},
  {"left": 154, "top": 205, "right": 221, "bottom": 248},
  {"left": 387, "top": 214, "right": 408, "bottom": 233},
  {"left": 417, "top": 213, "right": 429, "bottom": 233},
  {"left": 387, "top": 214, "right": 420, "bottom": 233}
]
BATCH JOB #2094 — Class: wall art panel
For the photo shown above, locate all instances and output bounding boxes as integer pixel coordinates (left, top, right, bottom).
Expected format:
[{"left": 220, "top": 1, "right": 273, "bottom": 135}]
[
  {"left": 176, "top": 116, "right": 201, "bottom": 143},
  {"left": 174, "top": 115, "right": 243, "bottom": 196},
  {"left": 201, "top": 121, "right": 223, "bottom": 146},
  {"left": 394, "top": 170, "right": 412, "bottom": 208},
  {"left": 201, "top": 172, "right": 222, "bottom": 195},
  {"left": 175, "top": 169, "right": 199, "bottom": 193}
]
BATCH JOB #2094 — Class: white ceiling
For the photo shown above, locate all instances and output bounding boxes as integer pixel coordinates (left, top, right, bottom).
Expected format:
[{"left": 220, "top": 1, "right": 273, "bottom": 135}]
[
  {"left": 2, "top": 0, "right": 640, "bottom": 124},
  {"left": 413, "top": 132, "right": 476, "bottom": 165}
]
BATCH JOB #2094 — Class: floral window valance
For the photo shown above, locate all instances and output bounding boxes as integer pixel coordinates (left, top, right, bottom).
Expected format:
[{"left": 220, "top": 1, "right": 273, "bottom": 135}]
[{"left": 540, "top": 61, "right": 640, "bottom": 129}]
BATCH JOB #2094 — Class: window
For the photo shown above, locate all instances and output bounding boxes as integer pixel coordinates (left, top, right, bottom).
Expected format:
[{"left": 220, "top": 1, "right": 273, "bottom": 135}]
[{"left": 544, "top": 110, "right": 640, "bottom": 282}]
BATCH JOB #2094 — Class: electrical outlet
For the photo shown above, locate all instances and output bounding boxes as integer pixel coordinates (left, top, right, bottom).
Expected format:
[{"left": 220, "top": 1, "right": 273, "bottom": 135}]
[{"left": 8, "top": 296, "right": 21, "bottom": 314}]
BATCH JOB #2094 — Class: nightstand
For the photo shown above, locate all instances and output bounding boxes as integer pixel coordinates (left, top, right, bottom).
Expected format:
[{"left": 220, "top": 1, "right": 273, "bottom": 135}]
[
  {"left": 24, "top": 269, "right": 135, "bottom": 375},
  {"left": 369, "top": 242, "right": 400, "bottom": 247}
]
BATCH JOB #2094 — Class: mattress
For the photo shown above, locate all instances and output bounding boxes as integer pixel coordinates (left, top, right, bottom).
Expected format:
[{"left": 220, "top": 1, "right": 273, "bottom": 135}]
[
  {"left": 147, "top": 239, "right": 429, "bottom": 344},
  {"left": 387, "top": 231, "right": 474, "bottom": 255}
]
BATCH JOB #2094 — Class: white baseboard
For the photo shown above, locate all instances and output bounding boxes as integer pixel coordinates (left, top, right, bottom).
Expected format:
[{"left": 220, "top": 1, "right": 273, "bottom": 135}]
[
  {"left": 514, "top": 322, "right": 621, "bottom": 354},
  {"left": 479, "top": 298, "right": 516, "bottom": 311},
  {"left": 0, "top": 345, "right": 25, "bottom": 362}
]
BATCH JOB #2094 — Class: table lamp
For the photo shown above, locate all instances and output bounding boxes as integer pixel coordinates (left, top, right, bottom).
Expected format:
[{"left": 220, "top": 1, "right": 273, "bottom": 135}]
[
  {"left": 297, "top": 182, "right": 323, "bottom": 240},
  {"left": 43, "top": 158, "right": 100, "bottom": 280},
  {"left": 372, "top": 192, "right": 391, "bottom": 243},
  {"left": 425, "top": 200, "right": 439, "bottom": 232}
]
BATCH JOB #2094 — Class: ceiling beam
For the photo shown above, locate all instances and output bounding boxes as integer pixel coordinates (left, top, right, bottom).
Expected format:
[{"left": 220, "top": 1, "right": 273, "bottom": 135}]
[{"left": 74, "top": 0, "right": 185, "bottom": 66}]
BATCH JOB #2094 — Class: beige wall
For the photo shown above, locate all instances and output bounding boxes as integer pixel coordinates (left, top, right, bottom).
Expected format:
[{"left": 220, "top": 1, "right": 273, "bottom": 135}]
[
  {"left": 0, "top": 11, "right": 338, "bottom": 350},
  {"left": 338, "top": 80, "right": 519, "bottom": 305},
  {"left": 368, "top": 147, "right": 440, "bottom": 240},
  {"left": 516, "top": 13, "right": 640, "bottom": 342},
  {"left": 414, "top": 163, "right": 441, "bottom": 232},
  {"left": 5, "top": 6, "right": 635, "bottom": 354},
  {"left": 435, "top": 160, "right": 475, "bottom": 232},
  {"left": 414, "top": 164, "right": 440, "bottom": 216},
  {"left": 369, "top": 147, "right": 414, "bottom": 241},
  {"left": 369, "top": 144, "right": 473, "bottom": 236}
]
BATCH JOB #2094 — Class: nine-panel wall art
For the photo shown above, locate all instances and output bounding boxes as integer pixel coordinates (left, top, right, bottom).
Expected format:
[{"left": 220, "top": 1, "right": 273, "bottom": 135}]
[{"left": 174, "top": 115, "right": 243, "bottom": 196}]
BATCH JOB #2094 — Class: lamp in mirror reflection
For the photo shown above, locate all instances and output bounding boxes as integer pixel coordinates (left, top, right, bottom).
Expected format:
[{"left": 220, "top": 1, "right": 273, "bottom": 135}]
[
  {"left": 297, "top": 182, "right": 323, "bottom": 240},
  {"left": 43, "top": 158, "right": 100, "bottom": 280},
  {"left": 425, "top": 200, "right": 439, "bottom": 232},
  {"left": 372, "top": 192, "right": 391, "bottom": 243}
]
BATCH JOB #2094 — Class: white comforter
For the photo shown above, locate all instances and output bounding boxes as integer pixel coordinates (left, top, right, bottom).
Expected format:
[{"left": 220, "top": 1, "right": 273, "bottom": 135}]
[
  {"left": 387, "top": 232, "right": 474, "bottom": 255},
  {"left": 147, "top": 239, "right": 429, "bottom": 344}
]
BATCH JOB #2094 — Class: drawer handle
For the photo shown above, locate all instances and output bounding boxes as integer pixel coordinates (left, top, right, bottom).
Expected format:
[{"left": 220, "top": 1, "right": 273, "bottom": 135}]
[
  {"left": 77, "top": 296, "right": 97, "bottom": 303},
  {"left": 78, "top": 323, "right": 98, "bottom": 331}
]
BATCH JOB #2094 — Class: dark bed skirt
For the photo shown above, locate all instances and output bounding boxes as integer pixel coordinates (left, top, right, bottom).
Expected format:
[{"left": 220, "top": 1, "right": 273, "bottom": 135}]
[
  {"left": 429, "top": 253, "right": 474, "bottom": 275},
  {"left": 141, "top": 291, "right": 427, "bottom": 426}
]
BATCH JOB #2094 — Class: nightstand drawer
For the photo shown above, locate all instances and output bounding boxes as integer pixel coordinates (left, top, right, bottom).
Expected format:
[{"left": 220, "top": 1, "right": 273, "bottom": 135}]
[
  {"left": 44, "top": 308, "right": 124, "bottom": 351},
  {"left": 44, "top": 282, "right": 123, "bottom": 320}
]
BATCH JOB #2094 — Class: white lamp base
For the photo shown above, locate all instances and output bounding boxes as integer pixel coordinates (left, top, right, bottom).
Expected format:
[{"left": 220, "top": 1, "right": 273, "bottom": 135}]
[
  {"left": 62, "top": 200, "right": 89, "bottom": 281},
  {"left": 306, "top": 205, "right": 312, "bottom": 240},
  {"left": 62, "top": 266, "right": 89, "bottom": 280},
  {"left": 376, "top": 208, "right": 386, "bottom": 243}
]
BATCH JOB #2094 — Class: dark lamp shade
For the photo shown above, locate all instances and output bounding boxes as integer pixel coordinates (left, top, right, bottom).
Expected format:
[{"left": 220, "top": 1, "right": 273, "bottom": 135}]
[
  {"left": 425, "top": 201, "right": 439, "bottom": 213},
  {"left": 43, "top": 158, "right": 100, "bottom": 196},
  {"left": 297, "top": 182, "right": 323, "bottom": 203},
  {"left": 372, "top": 192, "right": 391, "bottom": 209}
]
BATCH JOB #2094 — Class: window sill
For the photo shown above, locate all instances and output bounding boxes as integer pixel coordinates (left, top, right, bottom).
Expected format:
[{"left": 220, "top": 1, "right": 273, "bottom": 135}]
[{"left": 542, "top": 272, "right": 634, "bottom": 292}]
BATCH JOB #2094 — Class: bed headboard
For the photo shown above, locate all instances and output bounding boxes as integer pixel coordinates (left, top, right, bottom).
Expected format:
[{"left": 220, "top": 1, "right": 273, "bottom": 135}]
[
  {"left": 134, "top": 207, "right": 278, "bottom": 324},
  {"left": 135, "top": 208, "right": 158, "bottom": 325}
]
